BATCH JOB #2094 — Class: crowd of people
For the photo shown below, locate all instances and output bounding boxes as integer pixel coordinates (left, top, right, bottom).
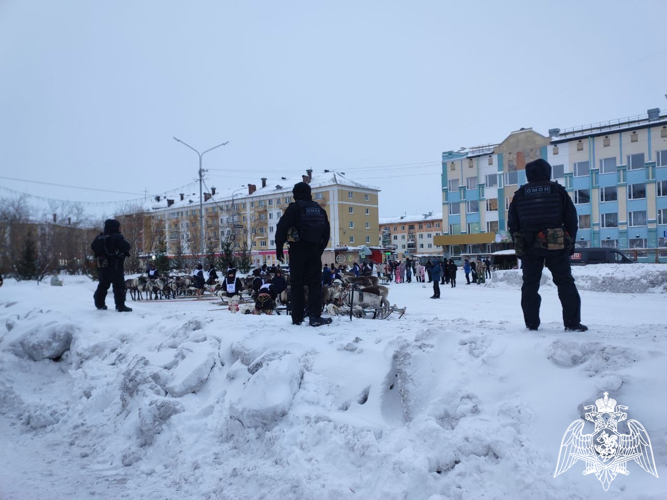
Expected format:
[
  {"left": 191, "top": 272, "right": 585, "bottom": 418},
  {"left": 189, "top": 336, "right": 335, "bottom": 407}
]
[{"left": 379, "top": 257, "right": 492, "bottom": 294}]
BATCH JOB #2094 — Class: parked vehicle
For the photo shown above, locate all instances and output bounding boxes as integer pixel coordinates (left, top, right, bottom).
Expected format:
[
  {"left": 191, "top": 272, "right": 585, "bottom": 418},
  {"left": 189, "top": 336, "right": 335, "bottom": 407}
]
[{"left": 570, "top": 247, "right": 634, "bottom": 265}]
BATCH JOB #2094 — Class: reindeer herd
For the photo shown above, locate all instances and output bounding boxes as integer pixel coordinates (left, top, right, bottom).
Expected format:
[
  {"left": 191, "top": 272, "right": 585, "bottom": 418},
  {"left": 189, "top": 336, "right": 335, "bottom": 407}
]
[{"left": 123, "top": 272, "right": 404, "bottom": 319}]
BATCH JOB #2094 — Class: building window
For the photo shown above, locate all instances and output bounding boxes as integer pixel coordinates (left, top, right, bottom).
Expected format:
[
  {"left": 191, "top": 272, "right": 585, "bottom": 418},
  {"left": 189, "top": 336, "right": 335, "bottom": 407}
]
[
  {"left": 426, "top": 223, "right": 431, "bottom": 228},
  {"left": 250, "top": 201, "right": 254, "bottom": 208},
  {"left": 658, "top": 208, "right": 667, "bottom": 225},
  {"left": 466, "top": 223, "right": 480, "bottom": 234},
  {"left": 628, "top": 183, "right": 646, "bottom": 200},
  {"left": 488, "top": 156, "right": 494, "bottom": 165},
  {"left": 408, "top": 224, "right": 415, "bottom": 230},
  {"left": 401, "top": 225, "right": 405, "bottom": 230},
  {"left": 601, "top": 239, "right": 618, "bottom": 248},
  {"left": 393, "top": 235, "right": 398, "bottom": 241},
  {"left": 401, "top": 234, "right": 406, "bottom": 240},
  {"left": 600, "top": 186, "right": 617, "bottom": 202},
  {"left": 284, "top": 197, "right": 290, "bottom": 204},
  {"left": 260, "top": 240, "right": 267, "bottom": 247},
  {"left": 505, "top": 197, "right": 510, "bottom": 211},
  {"left": 448, "top": 179, "right": 459, "bottom": 191},
  {"left": 601, "top": 213, "right": 618, "bottom": 228},
  {"left": 427, "top": 243, "right": 433, "bottom": 248},
  {"left": 349, "top": 221, "right": 354, "bottom": 229},
  {"left": 631, "top": 131, "right": 639, "bottom": 143},
  {"left": 485, "top": 174, "right": 498, "bottom": 187},
  {"left": 418, "top": 233, "right": 423, "bottom": 239},
  {"left": 365, "top": 208, "right": 370, "bottom": 215},
  {"left": 486, "top": 198, "right": 498, "bottom": 211},
  {"left": 628, "top": 211, "right": 646, "bottom": 226},
  {"left": 629, "top": 238, "right": 646, "bottom": 249},
  {"left": 366, "top": 236, "right": 370, "bottom": 243},
  {"left": 574, "top": 161, "right": 590, "bottom": 177},
  {"left": 627, "top": 153, "right": 645, "bottom": 170},
  {"left": 269, "top": 213, "right": 273, "bottom": 219},
  {"left": 579, "top": 214, "right": 591, "bottom": 229},
  {"left": 466, "top": 177, "right": 478, "bottom": 190},
  {"left": 574, "top": 189, "right": 590, "bottom": 204},
  {"left": 505, "top": 171, "right": 518, "bottom": 185},
  {"left": 599, "top": 157, "right": 617, "bottom": 174},
  {"left": 487, "top": 221, "right": 498, "bottom": 233},
  {"left": 348, "top": 206, "right": 354, "bottom": 214},
  {"left": 449, "top": 224, "right": 461, "bottom": 235},
  {"left": 364, "top": 194, "right": 369, "bottom": 201},
  {"left": 393, "top": 226, "right": 397, "bottom": 231},
  {"left": 427, "top": 233, "right": 432, "bottom": 238},
  {"left": 365, "top": 222, "right": 370, "bottom": 229},
  {"left": 657, "top": 180, "right": 667, "bottom": 197},
  {"left": 419, "top": 243, "right": 424, "bottom": 249},
  {"left": 435, "top": 222, "right": 440, "bottom": 228},
  {"left": 466, "top": 200, "right": 479, "bottom": 213},
  {"left": 348, "top": 191, "right": 354, "bottom": 199},
  {"left": 657, "top": 150, "right": 667, "bottom": 167},
  {"left": 268, "top": 199, "right": 273, "bottom": 206},
  {"left": 450, "top": 203, "right": 460, "bottom": 215},
  {"left": 315, "top": 193, "right": 323, "bottom": 200},
  {"left": 552, "top": 164, "right": 565, "bottom": 179},
  {"left": 349, "top": 236, "right": 354, "bottom": 243}
]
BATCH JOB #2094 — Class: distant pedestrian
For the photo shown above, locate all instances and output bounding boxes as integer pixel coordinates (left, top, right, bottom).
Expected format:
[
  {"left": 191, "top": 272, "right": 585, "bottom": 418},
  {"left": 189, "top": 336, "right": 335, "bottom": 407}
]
[
  {"left": 91, "top": 219, "right": 132, "bottom": 312},
  {"left": 430, "top": 261, "right": 441, "bottom": 298},
  {"left": 484, "top": 258, "right": 492, "bottom": 279},
  {"left": 464, "top": 259, "right": 471, "bottom": 285},
  {"left": 476, "top": 259, "right": 486, "bottom": 284},
  {"left": 449, "top": 259, "right": 457, "bottom": 288},
  {"left": 471, "top": 260, "right": 478, "bottom": 284}
]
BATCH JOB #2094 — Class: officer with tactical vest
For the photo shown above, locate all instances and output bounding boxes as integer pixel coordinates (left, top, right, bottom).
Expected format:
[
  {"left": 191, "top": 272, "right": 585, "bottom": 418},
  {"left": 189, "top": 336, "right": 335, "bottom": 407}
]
[
  {"left": 91, "top": 219, "right": 132, "bottom": 312},
  {"left": 275, "top": 182, "right": 332, "bottom": 327},
  {"left": 508, "top": 158, "right": 587, "bottom": 332}
]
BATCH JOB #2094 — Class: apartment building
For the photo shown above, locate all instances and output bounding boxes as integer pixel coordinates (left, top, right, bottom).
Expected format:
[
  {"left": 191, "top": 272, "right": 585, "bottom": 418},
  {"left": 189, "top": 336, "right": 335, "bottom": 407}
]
[
  {"left": 135, "top": 170, "right": 380, "bottom": 267},
  {"left": 436, "top": 106, "right": 667, "bottom": 261},
  {"left": 379, "top": 212, "right": 443, "bottom": 258}
]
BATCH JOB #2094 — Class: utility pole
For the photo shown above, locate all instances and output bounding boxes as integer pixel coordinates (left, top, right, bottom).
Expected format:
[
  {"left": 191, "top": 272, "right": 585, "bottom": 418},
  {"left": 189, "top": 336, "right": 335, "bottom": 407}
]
[{"left": 173, "top": 137, "right": 229, "bottom": 260}]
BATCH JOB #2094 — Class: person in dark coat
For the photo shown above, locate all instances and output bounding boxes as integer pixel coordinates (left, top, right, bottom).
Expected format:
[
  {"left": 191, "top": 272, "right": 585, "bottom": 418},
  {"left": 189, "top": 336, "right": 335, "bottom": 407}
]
[
  {"left": 272, "top": 269, "right": 287, "bottom": 296},
  {"left": 207, "top": 266, "right": 219, "bottom": 285},
  {"left": 484, "top": 258, "right": 492, "bottom": 279},
  {"left": 147, "top": 263, "right": 159, "bottom": 279},
  {"left": 430, "top": 261, "right": 441, "bottom": 298},
  {"left": 192, "top": 264, "right": 205, "bottom": 296},
  {"left": 470, "top": 260, "right": 478, "bottom": 283},
  {"left": 443, "top": 259, "right": 450, "bottom": 284},
  {"left": 221, "top": 269, "right": 243, "bottom": 298},
  {"left": 425, "top": 260, "right": 433, "bottom": 283},
  {"left": 508, "top": 158, "right": 586, "bottom": 332},
  {"left": 449, "top": 259, "right": 457, "bottom": 287},
  {"left": 275, "top": 181, "right": 332, "bottom": 327},
  {"left": 91, "top": 219, "right": 132, "bottom": 311},
  {"left": 250, "top": 268, "right": 264, "bottom": 298},
  {"left": 322, "top": 264, "right": 333, "bottom": 286}
]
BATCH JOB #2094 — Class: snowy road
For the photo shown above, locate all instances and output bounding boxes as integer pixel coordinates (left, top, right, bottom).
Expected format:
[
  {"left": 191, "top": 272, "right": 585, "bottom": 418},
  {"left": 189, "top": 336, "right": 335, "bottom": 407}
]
[{"left": 1, "top": 266, "right": 665, "bottom": 500}]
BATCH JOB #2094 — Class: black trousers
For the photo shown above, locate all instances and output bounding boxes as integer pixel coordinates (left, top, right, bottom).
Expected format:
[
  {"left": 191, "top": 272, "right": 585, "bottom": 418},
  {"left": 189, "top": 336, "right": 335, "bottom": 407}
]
[
  {"left": 520, "top": 250, "right": 581, "bottom": 328},
  {"left": 289, "top": 244, "right": 323, "bottom": 322},
  {"left": 94, "top": 266, "right": 126, "bottom": 308},
  {"left": 433, "top": 280, "right": 440, "bottom": 298},
  {"left": 450, "top": 276, "right": 456, "bottom": 287}
]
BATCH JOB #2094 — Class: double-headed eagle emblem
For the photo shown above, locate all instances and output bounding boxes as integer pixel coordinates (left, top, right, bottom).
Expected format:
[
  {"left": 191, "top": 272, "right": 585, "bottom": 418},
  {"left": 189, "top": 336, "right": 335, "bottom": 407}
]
[{"left": 554, "top": 392, "right": 659, "bottom": 490}]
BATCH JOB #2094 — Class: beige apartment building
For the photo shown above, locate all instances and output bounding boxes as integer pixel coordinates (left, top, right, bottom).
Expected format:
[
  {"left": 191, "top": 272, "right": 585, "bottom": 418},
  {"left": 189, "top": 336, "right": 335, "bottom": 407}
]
[
  {"left": 128, "top": 170, "right": 380, "bottom": 267},
  {"left": 379, "top": 212, "right": 443, "bottom": 258}
]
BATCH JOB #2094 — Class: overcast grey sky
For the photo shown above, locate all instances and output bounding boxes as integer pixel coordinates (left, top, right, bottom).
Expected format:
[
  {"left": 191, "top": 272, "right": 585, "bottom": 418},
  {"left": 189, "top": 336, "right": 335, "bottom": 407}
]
[{"left": 1, "top": 0, "right": 666, "bottom": 218}]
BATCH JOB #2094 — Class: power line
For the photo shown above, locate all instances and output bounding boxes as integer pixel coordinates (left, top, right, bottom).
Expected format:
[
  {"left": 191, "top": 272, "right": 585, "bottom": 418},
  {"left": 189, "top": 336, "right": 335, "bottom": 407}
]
[{"left": 0, "top": 175, "right": 146, "bottom": 196}]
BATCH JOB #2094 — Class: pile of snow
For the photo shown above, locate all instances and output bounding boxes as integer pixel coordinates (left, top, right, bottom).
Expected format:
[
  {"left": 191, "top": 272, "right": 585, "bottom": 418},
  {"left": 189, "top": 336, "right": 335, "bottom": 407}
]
[
  {"left": 0, "top": 273, "right": 665, "bottom": 499},
  {"left": 491, "top": 263, "right": 667, "bottom": 293}
]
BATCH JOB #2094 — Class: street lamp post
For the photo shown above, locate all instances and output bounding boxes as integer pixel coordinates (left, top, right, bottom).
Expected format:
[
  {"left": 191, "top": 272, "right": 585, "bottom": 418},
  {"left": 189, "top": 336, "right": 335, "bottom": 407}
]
[{"left": 173, "top": 137, "right": 229, "bottom": 260}]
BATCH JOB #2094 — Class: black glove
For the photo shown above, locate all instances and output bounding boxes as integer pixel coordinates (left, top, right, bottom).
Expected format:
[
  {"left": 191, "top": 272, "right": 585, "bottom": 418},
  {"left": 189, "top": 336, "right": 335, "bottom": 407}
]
[{"left": 276, "top": 247, "right": 284, "bottom": 263}]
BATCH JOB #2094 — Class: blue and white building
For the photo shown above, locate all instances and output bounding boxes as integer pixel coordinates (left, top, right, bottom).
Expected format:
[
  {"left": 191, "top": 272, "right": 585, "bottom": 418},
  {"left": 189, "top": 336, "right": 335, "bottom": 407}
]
[{"left": 436, "top": 107, "right": 667, "bottom": 261}]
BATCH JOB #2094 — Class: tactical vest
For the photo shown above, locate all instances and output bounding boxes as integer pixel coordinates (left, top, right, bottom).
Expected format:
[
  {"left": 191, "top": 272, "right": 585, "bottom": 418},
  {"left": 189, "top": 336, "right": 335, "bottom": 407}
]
[
  {"left": 516, "top": 182, "right": 563, "bottom": 232},
  {"left": 295, "top": 200, "right": 327, "bottom": 244}
]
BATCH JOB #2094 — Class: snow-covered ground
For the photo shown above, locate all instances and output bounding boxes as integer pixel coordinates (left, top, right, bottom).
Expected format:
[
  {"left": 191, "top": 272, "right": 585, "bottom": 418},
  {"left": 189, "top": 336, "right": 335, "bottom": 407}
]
[{"left": 1, "top": 265, "right": 666, "bottom": 500}]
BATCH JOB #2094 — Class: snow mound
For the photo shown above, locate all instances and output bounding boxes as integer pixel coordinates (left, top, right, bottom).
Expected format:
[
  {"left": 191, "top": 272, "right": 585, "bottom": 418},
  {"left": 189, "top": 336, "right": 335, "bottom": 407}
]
[
  {"left": 165, "top": 340, "right": 217, "bottom": 397},
  {"left": 18, "top": 322, "right": 77, "bottom": 361},
  {"left": 229, "top": 354, "right": 302, "bottom": 429},
  {"left": 492, "top": 264, "right": 667, "bottom": 293}
]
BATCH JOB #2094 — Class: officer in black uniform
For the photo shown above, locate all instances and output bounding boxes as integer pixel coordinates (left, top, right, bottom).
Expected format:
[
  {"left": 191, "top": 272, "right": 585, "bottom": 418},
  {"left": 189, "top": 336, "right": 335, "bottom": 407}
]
[
  {"left": 275, "top": 182, "right": 332, "bottom": 327},
  {"left": 91, "top": 219, "right": 132, "bottom": 312},
  {"left": 508, "top": 159, "right": 586, "bottom": 332}
]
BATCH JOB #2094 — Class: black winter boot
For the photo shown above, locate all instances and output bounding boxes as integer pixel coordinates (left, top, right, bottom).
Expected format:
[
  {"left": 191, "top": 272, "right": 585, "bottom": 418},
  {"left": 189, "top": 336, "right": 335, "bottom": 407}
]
[
  {"left": 565, "top": 324, "right": 588, "bottom": 332},
  {"left": 116, "top": 305, "right": 133, "bottom": 312}
]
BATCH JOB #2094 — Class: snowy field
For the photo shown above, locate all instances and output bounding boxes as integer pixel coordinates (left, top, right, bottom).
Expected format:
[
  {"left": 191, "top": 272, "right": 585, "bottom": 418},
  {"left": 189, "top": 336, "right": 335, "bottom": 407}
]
[{"left": 1, "top": 264, "right": 666, "bottom": 500}]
